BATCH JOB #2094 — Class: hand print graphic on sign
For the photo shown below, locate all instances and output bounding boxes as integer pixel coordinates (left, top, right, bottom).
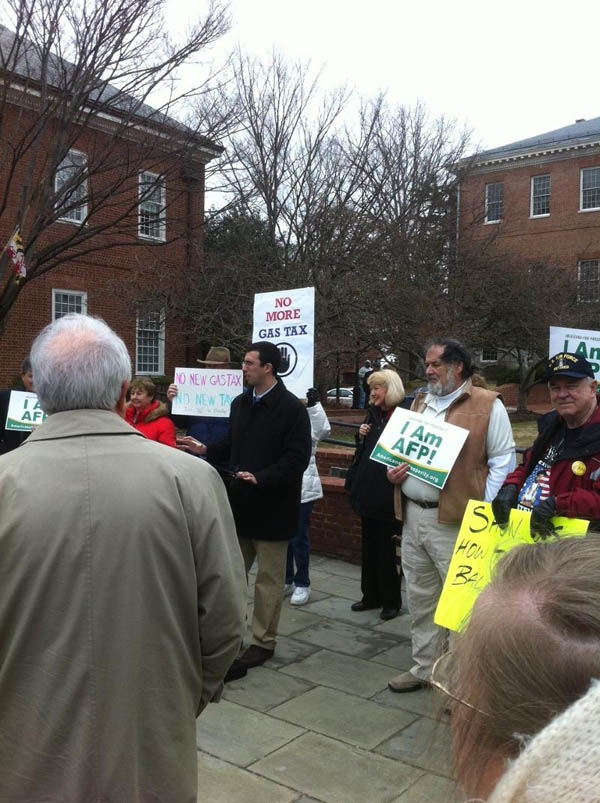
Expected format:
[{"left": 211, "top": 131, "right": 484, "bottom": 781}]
[
  {"left": 252, "top": 287, "right": 314, "bottom": 398},
  {"left": 276, "top": 343, "right": 297, "bottom": 377}
]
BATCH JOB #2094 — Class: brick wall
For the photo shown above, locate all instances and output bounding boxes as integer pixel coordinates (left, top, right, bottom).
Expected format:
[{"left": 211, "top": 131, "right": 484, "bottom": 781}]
[
  {"left": 496, "top": 382, "right": 551, "bottom": 412},
  {"left": 312, "top": 446, "right": 362, "bottom": 564},
  {"left": 311, "top": 477, "right": 362, "bottom": 564},
  {"left": 0, "top": 101, "right": 206, "bottom": 386},
  {"left": 459, "top": 149, "right": 600, "bottom": 276}
]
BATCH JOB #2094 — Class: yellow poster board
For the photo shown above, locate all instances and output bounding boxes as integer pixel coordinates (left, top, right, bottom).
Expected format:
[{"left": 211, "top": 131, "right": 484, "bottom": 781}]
[{"left": 434, "top": 500, "right": 589, "bottom": 632}]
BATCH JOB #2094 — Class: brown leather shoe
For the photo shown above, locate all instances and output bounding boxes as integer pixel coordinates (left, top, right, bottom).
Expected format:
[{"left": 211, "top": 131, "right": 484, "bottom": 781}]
[{"left": 388, "top": 671, "right": 428, "bottom": 693}]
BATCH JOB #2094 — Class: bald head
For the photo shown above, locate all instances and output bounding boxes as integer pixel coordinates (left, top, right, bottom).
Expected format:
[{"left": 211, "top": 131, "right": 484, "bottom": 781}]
[{"left": 31, "top": 314, "right": 132, "bottom": 414}]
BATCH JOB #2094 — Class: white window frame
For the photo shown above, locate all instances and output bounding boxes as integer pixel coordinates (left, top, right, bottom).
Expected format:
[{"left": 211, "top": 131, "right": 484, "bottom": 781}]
[
  {"left": 136, "top": 311, "right": 165, "bottom": 375},
  {"left": 55, "top": 149, "right": 88, "bottom": 224},
  {"left": 484, "top": 182, "right": 503, "bottom": 224},
  {"left": 580, "top": 167, "right": 600, "bottom": 212},
  {"left": 52, "top": 289, "right": 88, "bottom": 320},
  {"left": 480, "top": 348, "right": 498, "bottom": 363},
  {"left": 138, "top": 171, "right": 166, "bottom": 241},
  {"left": 530, "top": 175, "right": 550, "bottom": 218},
  {"left": 577, "top": 260, "right": 600, "bottom": 303}
]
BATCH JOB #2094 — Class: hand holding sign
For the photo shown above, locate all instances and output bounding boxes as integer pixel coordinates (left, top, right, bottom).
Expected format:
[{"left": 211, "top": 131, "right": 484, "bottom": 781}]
[
  {"left": 387, "top": 463, "right": 410, "bottom": 485},
  {"left": 434, "top": 501, "right": 589, "bottom": 632},
  {"left": 370, "top": 407, "right": 468, "bottom": 489}
]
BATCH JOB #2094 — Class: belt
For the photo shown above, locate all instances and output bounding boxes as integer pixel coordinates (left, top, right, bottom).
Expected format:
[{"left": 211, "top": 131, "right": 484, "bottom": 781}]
[{"left": 408, "top": 499, "right": 439, "bottom": 509}]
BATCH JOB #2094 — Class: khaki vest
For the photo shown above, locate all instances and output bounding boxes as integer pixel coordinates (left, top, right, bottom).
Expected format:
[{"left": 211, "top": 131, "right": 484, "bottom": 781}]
[{"left": 394, "top": 379, "right": 498, "bottom": 524}]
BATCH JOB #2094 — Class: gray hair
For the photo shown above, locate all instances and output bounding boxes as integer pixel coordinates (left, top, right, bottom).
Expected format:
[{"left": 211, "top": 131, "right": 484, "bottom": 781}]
[{"left": 31, "top": 314, "right": 132, "bottom": 414}]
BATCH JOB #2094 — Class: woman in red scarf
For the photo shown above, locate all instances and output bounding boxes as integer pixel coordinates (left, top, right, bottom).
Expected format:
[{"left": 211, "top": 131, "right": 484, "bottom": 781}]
[{"left": 126, "top": 377, "right": 176, "bottom": 447}]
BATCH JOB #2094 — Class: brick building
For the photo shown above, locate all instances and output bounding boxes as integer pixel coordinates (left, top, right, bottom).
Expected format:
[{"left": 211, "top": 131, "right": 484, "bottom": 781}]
[
  {"left": 458, "top": 116, "right": 600, "bottom": 365},
  {"left": 0, "top": 24, "right": 222, "bottom": 387}
]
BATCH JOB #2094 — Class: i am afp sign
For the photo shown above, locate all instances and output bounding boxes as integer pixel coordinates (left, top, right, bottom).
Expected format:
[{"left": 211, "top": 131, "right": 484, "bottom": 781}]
[
  {"left": 369, "top": 407, "right": 468, "bottom": 489},
  {"left": 549, "top": 325, "right": 600, "bottom": 380},
  {"left": 6, "top": 391, "right": 47, "bottom": 431}
]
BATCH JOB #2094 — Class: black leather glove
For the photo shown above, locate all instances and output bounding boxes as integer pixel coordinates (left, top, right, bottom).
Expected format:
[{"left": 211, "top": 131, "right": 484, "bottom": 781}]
[
  {"left": 530, "top": 496, "right": 557, "bottom": 540},
  {"left": 306, "top": 388, "right": 319, "bottom": 407},
  {"left": 491, "top": 484, "right": 519, "bottom": 528}
]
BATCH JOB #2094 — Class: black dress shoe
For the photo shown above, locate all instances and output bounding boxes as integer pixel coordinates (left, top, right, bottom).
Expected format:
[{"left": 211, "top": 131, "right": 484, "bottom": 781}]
[
  {"left": 224, "top": 659, "right": 248, "bottom": 683},
  {"left": 380, "top": 607, "right": 400, "bottom": 621},
  {"left": 238, "top": 644, "right": 274, "bottom": 668},
  {"left": 351, "top": 600, "right": 381, "bottom": 612}
]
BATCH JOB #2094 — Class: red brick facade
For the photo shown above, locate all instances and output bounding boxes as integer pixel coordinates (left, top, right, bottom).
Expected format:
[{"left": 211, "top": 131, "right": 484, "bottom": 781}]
[
  {"left": 0, "top": 98, "right": 216, "bottom": 386},
  {"left": 312, "top": 447, "right": 362, "bottom": 563},
  {"left": 459, "top": 136, "right": 600, "bottom": 278}
]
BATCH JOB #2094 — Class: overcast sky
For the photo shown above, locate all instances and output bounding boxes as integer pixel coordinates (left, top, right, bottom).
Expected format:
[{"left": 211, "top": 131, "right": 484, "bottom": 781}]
[{"left": 168, "top": 0, "right": 598, "bottom": 153}]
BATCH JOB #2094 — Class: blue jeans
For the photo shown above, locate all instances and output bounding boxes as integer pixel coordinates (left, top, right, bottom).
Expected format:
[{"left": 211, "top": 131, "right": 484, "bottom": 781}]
[{"left": 285, "top": 501, "right": 314, "bottom": 587}]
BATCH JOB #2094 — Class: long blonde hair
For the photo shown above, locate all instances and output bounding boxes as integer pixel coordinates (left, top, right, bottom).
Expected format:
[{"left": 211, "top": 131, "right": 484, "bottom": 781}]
[{"left": 367, "top": 369, "right": 405, "bottom": 408}]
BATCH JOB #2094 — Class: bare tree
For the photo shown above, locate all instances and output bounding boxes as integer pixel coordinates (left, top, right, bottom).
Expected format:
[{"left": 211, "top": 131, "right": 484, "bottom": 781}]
[
  {"left": 451, "top": 248, "right": 581, "bottom": 410},
  {"left": 157, "top": 52, "right": 474, "bottom": 382},
  {"left": 0, "top": 0, "right": 229, "bottom": 328}
]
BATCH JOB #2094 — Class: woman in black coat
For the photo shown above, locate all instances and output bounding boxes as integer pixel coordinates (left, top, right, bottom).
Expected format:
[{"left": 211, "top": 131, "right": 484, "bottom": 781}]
[{"left": 348, "top": 369, "right": 408, "bottom": 621}]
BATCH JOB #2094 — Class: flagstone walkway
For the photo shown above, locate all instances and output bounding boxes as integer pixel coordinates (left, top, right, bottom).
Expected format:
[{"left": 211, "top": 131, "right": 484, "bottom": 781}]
[{"left": 196, "top": 555, "right": 460, "bottom": 802}]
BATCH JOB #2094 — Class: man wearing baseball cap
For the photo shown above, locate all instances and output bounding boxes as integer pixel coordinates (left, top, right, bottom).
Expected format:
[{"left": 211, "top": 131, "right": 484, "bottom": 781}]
[
  {"left": 492, "top": 352, "right": 600, "bottom": 536},
  {"left": 167, "top": 346, "right": 233, "bottom": 454}
]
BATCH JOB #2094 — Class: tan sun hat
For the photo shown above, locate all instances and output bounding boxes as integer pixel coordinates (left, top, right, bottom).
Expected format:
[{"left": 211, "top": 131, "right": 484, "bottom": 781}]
[{"left": 197, "top": 346, "right": 231, "bottom": 365}]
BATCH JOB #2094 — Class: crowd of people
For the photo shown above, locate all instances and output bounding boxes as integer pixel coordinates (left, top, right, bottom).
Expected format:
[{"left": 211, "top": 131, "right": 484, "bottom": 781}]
[{"left": 0, "top": 315, "right": 599, "bottom": 801}]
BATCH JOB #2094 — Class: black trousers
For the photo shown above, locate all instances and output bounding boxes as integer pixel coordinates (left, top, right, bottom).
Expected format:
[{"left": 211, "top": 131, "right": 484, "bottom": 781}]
[{"left": 360, "top": 516, "right": 402, "bottom": 609}]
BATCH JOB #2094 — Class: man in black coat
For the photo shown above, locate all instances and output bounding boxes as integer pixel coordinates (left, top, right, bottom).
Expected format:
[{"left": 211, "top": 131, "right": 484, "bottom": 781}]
[{"left": 177, "top": 341, "right": 311, "bottom": 676}]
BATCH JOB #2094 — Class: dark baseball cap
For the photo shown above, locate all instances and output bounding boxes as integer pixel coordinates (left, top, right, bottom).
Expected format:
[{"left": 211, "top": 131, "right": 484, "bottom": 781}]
[{"left": 540, "top": 352, "right": 595, "bottom": 382}]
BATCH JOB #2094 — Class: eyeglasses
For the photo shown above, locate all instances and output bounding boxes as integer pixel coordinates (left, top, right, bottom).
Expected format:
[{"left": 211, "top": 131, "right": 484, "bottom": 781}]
[
  {"left": 430, "top": 652, "right": 488, "bottom": 716},
  {"left": 241, "top": 360, "right": 258, "bottom": 367}
]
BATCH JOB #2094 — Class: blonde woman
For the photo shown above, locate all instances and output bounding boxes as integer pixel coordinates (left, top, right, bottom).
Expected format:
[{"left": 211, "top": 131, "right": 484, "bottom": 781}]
[{"left": 347, "top": 369, "right": 408, "bottom": 620}]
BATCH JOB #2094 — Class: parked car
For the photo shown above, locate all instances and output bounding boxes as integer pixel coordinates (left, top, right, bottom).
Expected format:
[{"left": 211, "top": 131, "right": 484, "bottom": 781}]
[{"left": 326, "top": 387, "right": 354, "bottom": 407}]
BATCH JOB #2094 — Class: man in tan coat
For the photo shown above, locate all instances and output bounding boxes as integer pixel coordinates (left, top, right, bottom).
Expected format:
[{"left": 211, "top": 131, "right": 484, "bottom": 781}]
[
  {"left": 386, "top": 338, "right": 515, "bottom": 692},
  {"left": 0, "top": 314, "right": 246, "bottom": 801}
]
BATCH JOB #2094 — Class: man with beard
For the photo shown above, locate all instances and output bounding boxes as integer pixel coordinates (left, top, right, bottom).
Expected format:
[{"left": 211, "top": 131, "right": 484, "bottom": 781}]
[{"left": 386, "top": 338, "right": 515, "bottom": 692}]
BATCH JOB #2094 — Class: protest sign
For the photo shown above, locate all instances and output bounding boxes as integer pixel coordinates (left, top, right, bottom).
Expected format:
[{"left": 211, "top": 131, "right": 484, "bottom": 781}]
[
  {"left": 171, "top": 367, "right": 243, "bottom": 418},
  {"left": 252, "top": 287, "right": 315, "bottom": 398},
  {"left": 549, "top": 325, "right": 600, "bottom": 380},
  {"left": 434, "top": 500, "right": 589, "bottom": 632},
  {"left": 369, "top": 407, "right": 469, "bottom": 489},
  {"left": 6, "top": 390, "right": 47, "bottom": 431}
]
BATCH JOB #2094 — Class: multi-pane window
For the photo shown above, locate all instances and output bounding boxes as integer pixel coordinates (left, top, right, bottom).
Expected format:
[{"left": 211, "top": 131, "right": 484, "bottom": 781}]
[
  {"left": 481, "top": 348, "right": 498, "bottom": 362},
  {"left": 531, "top": 175, "right": 550, "bottom": 217},
  {"left": 138, "top": 172, "right": 166, "bottom": 240},
  {"left": 55, "top": 150, "right": 88, "bottom": 223},
  {"left": 581, "top": 168, "right": 600, "bottom": 211},
  {"left": 485, "top": 182, "right": 503, "bottom": 223},
  {"left": 136, "top": 311, "right": 165, "bottom": 374},
  {"left": 52, "top": 289, "right": 87, "bottom": 320},
  {"left": 577, "top": 260, "right": 600, "bottom": 302}
]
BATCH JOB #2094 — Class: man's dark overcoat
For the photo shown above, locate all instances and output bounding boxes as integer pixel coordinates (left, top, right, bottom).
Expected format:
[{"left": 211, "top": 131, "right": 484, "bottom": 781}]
[{"left": 207, "top": 379, "right": 311, "bottom": 541}]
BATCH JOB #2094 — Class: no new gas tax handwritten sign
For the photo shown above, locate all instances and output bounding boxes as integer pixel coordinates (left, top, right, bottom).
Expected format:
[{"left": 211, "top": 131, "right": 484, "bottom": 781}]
[{"left": 171, "top": 368, "right": 243, "bottom": 418}]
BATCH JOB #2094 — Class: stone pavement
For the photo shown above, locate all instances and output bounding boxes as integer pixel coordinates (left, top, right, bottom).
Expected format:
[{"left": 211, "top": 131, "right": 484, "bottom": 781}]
[{"left": 196, "top": 555, "right": 460, "bottom": 802}]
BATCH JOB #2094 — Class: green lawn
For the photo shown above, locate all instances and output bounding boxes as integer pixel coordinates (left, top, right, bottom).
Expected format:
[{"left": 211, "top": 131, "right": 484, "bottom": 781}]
[
  {"left": 511, "top": 419, "right": 539, "bottom": 451},
  {"left": 327, "top": 417, "right": 540, "bottom": 454}
]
